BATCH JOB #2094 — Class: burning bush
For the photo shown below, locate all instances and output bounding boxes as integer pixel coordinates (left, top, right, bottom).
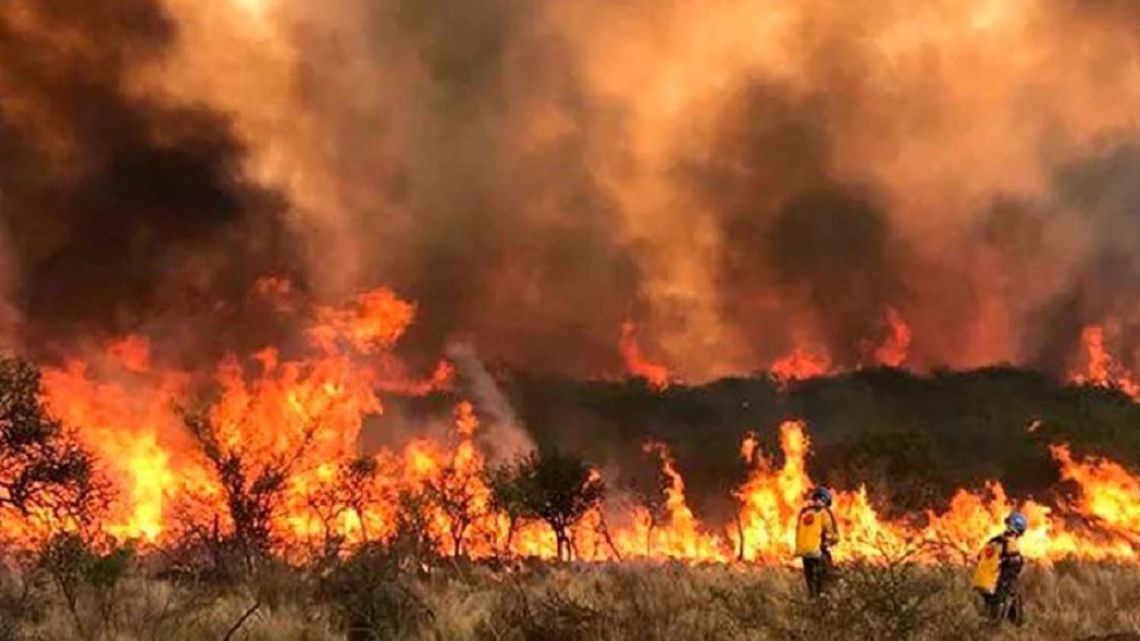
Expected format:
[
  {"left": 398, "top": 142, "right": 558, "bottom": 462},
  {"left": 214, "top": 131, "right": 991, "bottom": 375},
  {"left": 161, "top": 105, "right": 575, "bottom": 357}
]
[
  {"left": 181, "top": 407, "right": 317, "bottom": 570},
  {"left": 493, "top": 450, "right": 607, "bottom": 562},
  {"left": 0, "top": 357, "right": 107, "bottom": 549}
]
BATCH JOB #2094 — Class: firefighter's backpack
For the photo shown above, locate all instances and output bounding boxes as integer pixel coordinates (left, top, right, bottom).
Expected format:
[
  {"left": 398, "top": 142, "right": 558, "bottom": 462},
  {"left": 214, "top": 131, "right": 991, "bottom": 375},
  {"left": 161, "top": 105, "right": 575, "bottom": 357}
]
[
  {"left": 972, "top": 536, "right": 1007, "bottom": 594},
  {"left": 794, "top": 507, "right": 827, "bottom": 557}
]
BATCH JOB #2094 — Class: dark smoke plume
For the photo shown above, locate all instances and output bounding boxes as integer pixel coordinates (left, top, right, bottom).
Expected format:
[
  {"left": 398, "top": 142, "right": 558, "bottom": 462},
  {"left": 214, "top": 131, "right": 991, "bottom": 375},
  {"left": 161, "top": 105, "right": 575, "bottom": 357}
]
[
  {"left": 4, "top": 0, "right": 1140, "bottom": 384},
  {"left": 0, "top": 0, "right": 300, "bottom": 363}
]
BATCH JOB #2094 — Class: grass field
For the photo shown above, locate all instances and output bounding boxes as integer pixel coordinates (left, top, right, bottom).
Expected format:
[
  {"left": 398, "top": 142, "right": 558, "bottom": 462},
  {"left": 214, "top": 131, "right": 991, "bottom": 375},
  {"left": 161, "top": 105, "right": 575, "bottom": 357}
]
[{"left": 4, "top": 556, "right": 1140, "bottom": 641}]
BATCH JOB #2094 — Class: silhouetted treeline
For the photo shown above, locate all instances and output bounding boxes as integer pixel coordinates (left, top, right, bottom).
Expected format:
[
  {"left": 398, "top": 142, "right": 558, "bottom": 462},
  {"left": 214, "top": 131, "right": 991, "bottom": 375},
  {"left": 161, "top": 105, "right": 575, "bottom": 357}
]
[{"left": 385, "top": 366, "right": 1140, "bottom": 523}]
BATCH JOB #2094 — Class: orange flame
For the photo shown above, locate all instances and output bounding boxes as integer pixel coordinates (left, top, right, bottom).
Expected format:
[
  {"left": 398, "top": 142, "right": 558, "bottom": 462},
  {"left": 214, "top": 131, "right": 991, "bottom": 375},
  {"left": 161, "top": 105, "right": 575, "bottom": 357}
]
[
  {"left": 873, "top": 307, "right": 912, "bottom": 368},
  {"left": 619, "top": 320, "right": 673, "bottom": 390},
  {"left": 1071, "top": 325, "right": 1140, "bottom": 400},
  {"left": 1052, "top": 444, "right": 1140, "bottom": 550},
  {"left": 732, "top": 421, "right": 1140, "bottom": 564},
  {"left": 6, "top": 285, "right": 1140, "bottom": 565},
  {"left": 769, "top": 346, "right": 833, "bottom": 385},
  {"left": 616, "top": 442, "right": 727, "bottom": 561}
]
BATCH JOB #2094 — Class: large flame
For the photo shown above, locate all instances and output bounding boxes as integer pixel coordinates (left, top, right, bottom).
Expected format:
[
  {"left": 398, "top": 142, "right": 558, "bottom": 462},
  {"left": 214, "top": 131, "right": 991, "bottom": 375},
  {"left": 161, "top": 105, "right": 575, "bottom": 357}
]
[
  {"left": 1051, "top": 444, "right": 1140, "bottom": 550},
  {"left": 615, "top": 442, "right": 727, "bottom": 562},
  {"left": 2, "top": 285, "right": 1138, "bottom": 565},
  {"left": 731, "top": 421, "right": 1140, "bottom": 564},
  {"left": 1071, "top": 325, "right": 1140, "bottom": 400}
]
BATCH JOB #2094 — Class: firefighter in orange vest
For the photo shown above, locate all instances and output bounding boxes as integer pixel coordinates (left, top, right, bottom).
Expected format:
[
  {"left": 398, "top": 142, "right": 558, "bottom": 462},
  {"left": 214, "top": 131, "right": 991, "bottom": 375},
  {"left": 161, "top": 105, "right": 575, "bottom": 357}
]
[
  {"left": 794, "top": 486, "right": 839, "bottom": 597},
  {"left": 972, "top": 511, "right": 1027, "bottom": 625}
]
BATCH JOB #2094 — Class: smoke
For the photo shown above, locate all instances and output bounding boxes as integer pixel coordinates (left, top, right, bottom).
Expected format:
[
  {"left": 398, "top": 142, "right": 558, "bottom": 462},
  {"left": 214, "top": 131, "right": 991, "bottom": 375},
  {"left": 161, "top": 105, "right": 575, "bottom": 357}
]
[
  {"left": 445, "top": 340, "right": 533, "bottom": 462},
  {"left": 1030, "top": 144, "right": 1140, "bottom": 373},
  {"left": 0, "top": 0, "right": 301, "bottom": 363},
  {"left": 0, "top": 191, "right": 20, "bottom": 342},
  {"left": 3, "top": 0, "right": 1140, "bottom": 381}
]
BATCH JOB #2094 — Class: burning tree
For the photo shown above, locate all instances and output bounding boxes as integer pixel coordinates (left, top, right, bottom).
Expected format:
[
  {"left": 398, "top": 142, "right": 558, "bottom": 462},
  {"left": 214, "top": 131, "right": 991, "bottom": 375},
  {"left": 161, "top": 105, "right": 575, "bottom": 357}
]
[
  {"left": 422, "top": 401, "right": 491, "bottom": 558},
  {"left": 503, "top": 450, "right": 605, "bottom": 562},
  {"left": 488, "top": 463, "right": 529, "bottom": 555},
  {"left": 0, "top": 357, "right": 106, "bottom": 542},
  {"left": 338, "top": 457, "right": 381, "bottom": 541},
  {"left": 302, "top": 456, "right": 381, "bottom": 559},
  {"left": 182, "top": 409, "right": 317, "bottom": 569},
  {"left": 424, "top": 461, "right": 485, "bottom": 558},
  {"left": 629, "top": 444, "right": 674, "bottom": 556}
]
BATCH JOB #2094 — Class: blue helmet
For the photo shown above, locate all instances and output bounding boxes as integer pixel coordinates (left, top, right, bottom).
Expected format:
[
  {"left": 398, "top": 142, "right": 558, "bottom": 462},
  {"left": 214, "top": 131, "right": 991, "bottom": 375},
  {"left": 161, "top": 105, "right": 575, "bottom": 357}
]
[
  {"left": 811, "top": 486, "right": 833, "bottom": 507},
  {"left": 1005, "top": 511, "right": 1028, "bottom": 535}
]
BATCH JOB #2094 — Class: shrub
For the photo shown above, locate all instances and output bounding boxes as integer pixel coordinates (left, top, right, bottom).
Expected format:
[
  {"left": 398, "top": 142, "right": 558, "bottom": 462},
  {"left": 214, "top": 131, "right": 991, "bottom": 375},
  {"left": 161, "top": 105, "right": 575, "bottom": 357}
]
[
  {"left": 477, "top": 578, "right": 604, "bottom": 641},
  {"left": 494, "top": 451, "right": 605, "bottom": 561},
  {"left": 36, "top": 533, "right": 134, "bottom": 640},
  {"left": 771, "top": 559, "right": 980, "bottom": 641},
  {"left": 321, "top": 544, "right": 433, "bottom": 641},
  {"left": 0, "top": 569, "right": 47, "bottom": 641}
]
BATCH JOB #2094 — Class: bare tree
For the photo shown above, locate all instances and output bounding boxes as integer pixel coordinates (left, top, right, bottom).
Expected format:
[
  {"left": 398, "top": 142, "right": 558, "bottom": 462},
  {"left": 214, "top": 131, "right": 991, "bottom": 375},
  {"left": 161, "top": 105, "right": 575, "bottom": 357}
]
[
  {"left": 341, "top": 457, "right": 380, "bottom": 544},
  {"left": 303, "top": 456, "right": 381, "bottom": 559},
  {"left": 182, "top": 410, "right": 316, "bottom": 569},
  {"left": 628, "top": 448, "right": 671, "bottom": 557},
  {"left": 390, "top": 490, "right": 441, "bottom": 571},
  {"left": 423, "top": 462, "right": 484, "bottom": 558},
  {"left": 0, "top": 357, "right": 107, "bottom": 537},
  {"left": 487, "top": 464, "right": 528, "bottom": 556}
]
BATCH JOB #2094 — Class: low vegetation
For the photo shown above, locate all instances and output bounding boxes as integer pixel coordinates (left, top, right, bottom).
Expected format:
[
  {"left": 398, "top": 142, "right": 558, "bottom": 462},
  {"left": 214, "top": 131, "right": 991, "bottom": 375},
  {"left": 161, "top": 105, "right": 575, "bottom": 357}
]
[
  {"left": 3, "top": 355, "right": 1140, "bottom": 640},
  {"left": 3, "top": 542, "right": 1140, "bottom": 641}
]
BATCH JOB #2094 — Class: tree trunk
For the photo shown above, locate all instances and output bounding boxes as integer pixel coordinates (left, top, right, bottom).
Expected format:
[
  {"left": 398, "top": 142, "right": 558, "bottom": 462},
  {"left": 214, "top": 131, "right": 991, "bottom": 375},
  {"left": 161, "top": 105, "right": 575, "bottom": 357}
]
[
  {"left": 735, "top": 513, "right": 746, "bottom": 562},
  {"left": 355, "top": 507, "right": 370, "bottom": 544},
  {"left": 555, "top": 530, "right": 570, "bottom": 562},
  {"left": 597, "top": 515, "right": 622, "bottom": 562},
  {"left": 504, "top": 516, "right": 517, "bottom": 556}
]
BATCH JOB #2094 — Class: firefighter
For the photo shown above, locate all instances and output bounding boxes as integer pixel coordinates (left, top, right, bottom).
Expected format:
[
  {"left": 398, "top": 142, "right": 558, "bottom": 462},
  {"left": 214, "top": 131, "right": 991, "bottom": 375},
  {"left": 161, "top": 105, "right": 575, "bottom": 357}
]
[
  {"left": 972, "top": 511, "right": 1027, "bottom": 625},
  {"left": 794, "top": 486, "right": 839, "bottom": 597}
]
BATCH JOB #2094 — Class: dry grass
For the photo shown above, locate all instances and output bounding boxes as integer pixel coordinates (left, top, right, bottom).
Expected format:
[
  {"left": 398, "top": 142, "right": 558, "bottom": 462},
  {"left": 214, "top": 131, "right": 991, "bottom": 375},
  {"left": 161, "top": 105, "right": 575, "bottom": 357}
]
[{"left": 3, "top": 561, "right": 1140, "bottom": 641}]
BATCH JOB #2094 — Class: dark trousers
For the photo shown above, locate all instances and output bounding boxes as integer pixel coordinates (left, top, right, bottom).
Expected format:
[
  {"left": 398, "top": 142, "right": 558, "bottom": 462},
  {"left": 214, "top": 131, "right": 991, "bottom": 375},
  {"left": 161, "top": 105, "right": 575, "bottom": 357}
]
[
  {"left": 802, "top": 550, "right": 832, "bottom": 598},
  {"left": 981, "top": 582, "right": 1024, "bottom": 625}
]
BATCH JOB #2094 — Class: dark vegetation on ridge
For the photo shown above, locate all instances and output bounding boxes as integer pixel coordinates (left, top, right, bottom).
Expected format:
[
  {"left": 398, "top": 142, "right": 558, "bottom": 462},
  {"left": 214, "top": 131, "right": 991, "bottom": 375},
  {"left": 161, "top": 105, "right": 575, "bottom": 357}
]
[{"left": 388, "top": 366, "right": 1140, "bottom": 520}]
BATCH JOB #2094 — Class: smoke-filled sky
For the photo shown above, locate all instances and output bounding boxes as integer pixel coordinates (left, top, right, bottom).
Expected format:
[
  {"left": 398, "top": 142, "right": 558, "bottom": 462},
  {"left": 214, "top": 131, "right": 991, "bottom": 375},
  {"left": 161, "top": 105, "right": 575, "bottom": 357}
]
[{"left": 2, "top": 0, "right": 1140, "bottom": 380}]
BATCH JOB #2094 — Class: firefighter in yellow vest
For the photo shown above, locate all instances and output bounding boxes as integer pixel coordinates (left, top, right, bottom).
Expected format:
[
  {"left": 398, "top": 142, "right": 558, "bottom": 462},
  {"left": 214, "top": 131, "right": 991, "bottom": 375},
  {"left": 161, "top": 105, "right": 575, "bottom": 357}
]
[
  {"left": 795, "top": 486, "right": 839, "bottom": 597},
  {"left": 972, "top": 511, "right": 1027, "bottom": 625}
]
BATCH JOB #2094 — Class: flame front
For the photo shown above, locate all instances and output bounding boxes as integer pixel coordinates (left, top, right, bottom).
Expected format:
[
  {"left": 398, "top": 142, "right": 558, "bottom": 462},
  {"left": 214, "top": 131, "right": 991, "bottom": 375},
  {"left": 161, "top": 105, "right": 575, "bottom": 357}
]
[{"left": 3, "top": 286, "right": 1139, "bottom": 565}]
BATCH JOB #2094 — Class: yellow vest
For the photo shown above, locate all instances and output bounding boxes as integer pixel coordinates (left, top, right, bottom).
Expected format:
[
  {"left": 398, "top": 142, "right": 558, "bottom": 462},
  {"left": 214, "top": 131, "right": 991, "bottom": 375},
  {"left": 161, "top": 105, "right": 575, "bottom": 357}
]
[
  {"left": 972, "top": 535, "right": 1017, "bottom": 594},
  {"left": 795, "top": 506, "right": 836, "bottom": 558}
]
